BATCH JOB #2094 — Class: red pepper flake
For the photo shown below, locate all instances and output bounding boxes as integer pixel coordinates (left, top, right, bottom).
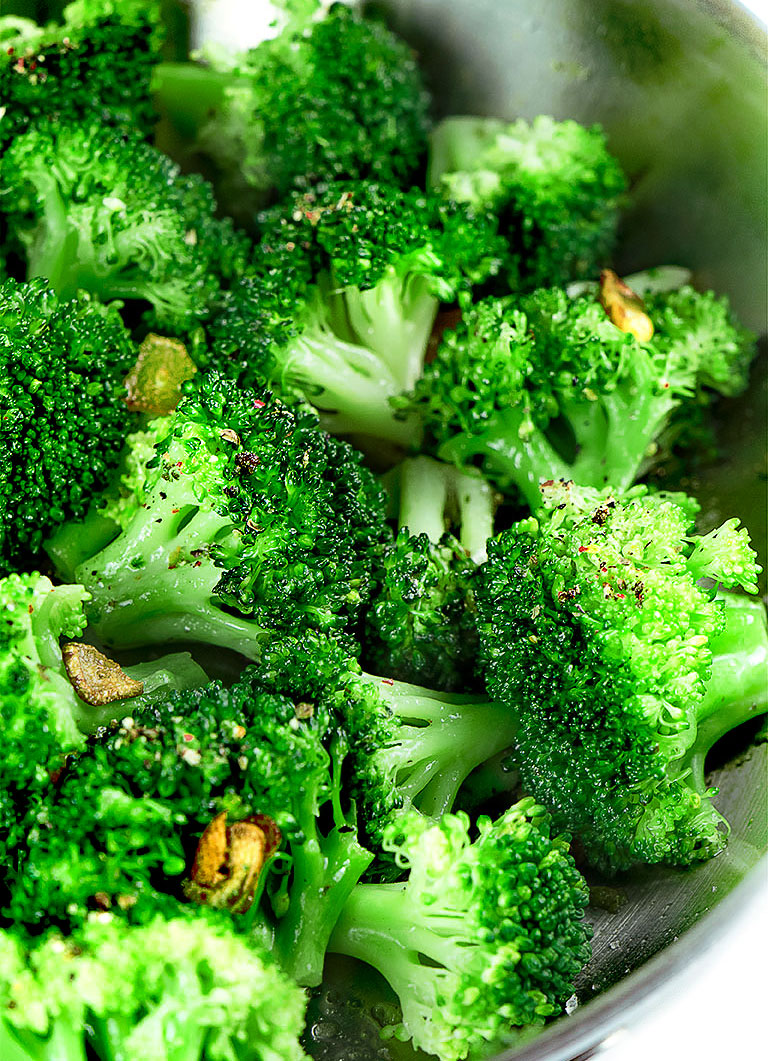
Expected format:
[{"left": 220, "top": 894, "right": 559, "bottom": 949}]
[
  {"left": 28, "top": 604, "right": 34, "bottom": 614},
  {"left": 253, "top": 399, "right": 266, "bottom": 408},
  {"left": 578, "top": 546, "right": 590, "bottom": 553},
  {"left": 381, "top": 678, "right": 394, "bottom": 686},
  {"left": 7, "top": 47, "right": 15, "bottom": 56},
  {"left": 171, "top": 508, "right": 180, "bottom": 513},
  {"left": 182, "top": 733, "right": 194, "bottom": 743}
]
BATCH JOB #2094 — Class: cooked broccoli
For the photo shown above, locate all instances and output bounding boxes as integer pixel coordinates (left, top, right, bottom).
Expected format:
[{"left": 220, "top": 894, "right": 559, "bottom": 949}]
[
  {"left": 0, "top": 279, "right": 138, "bottom": 569},
  {"left": 209, "top": 181, "right": 504, "bottom": 452},
  {"left": 475, "top": 482, "right": 767, "bottom": 870},
  {"left": 0, "top": 570, "right": 207, "bottom": 869},
  {"left": 328, "top": 802, "right": 591, "bottom": 1060},
  {"left": 428, "top": 115, "right": 627, "bottom": 288},
  {"left": 47, "top": 372, "right": 389, "bottom": 661},
  {"left": 0, "top": 0, "right": 162, "bottom": 146},
  {"left": 257, "top": 633, "right": 518, "bottom": 844},
  {"left": 0, "top": 123, "right": 250, "bottom": 334},
  {"left": 413, "top": 279, "right": 754, "bottom": 507},
  {"left": 0, "top": 911, "right": 309, "bottom": 1061},
  {"left": 154, "top": 2, "right": 431, "bottom": 221},
  {"left": 364, "top": 457, "right": 495, "bottom": 689},
  {"left": 7, "top": 669, "right": 373, "bottom": 989}
]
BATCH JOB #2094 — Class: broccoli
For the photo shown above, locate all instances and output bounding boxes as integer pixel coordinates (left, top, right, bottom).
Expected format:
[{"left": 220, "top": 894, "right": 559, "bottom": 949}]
[
  {"left": 47, "top": 371, "right": 389, "bottom": 662},
  {"left": 209, "top": 181, "right": 504, "bottom": 452},
  {"left": 0, "top": 570, "right": 207, "bottom": 869},
  {"left": 0, "top": 278, "right": 138, "bottom": 570},
  {"left": 153, "top": 1, "right": 431, "bottom": 221},
  {"left": 364, "top": 457, "right": 496, "bottom": 689},
  {"left": 412, "top": 277, "right": 754, "bottom": 508},
  {"left": 257, "top": 633, "right": 518, "bottom": 845},
  {"left": 0, "top": 0, "right": 162, "bottom": 146},
  {"left": 0, "top": 122, "right": 250, "bottom": 334},
  {"left": 0, "top": 911, "right": 309, "bottom": 1061},
  {"left": 474, "top": 482, "right": 767, "bottom": 870},
  {"left": 7, "top": 669, "right": 373, "bottom": 989},
  {"left": 428, "top": 114, "right": 627, "bottom": 289},
  {"left": 328, "top": 802, "right": 591, "bottom": 1061}
]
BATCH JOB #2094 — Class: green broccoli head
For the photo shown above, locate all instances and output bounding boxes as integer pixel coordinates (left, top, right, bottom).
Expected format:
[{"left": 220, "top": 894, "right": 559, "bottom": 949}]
[
  {"left": 0, "top": 123, "right": 249, "bottom": 333},
  {"left": 0, "top": 0, "right": 162, "bottom": 146},
  {"left": 0, "top": 278, "right": 136, "bottom": 568},
  {"left": 8, "top": 669, "right": 372, "bottom": 988},
  {"left": 413, "top": 281, "right": 755, "bottom": 507},
  {"left": 329, "top": 800, "right": 591, "bottom": 1060},
  {"left": 0, "top": 910, "right": 309, "bottom": 1061},
  {"left": 257, "top": 632, "right": 518, "bottom": 849},
  {"left": 155, "top": 2, "right": 431, "bottom": 221},
  {"left": 209, "top": 181, "right": 503, "bottom": 451},
  {"left": 475, "top": 482, "right": 766, "bottom": 870},
  {"left": 363, "top": 528, "right": 479, "bottom": 690},
  {"left": 62, "top": 372, "right": 390, "bottom": 659},
  {"left": 429, "top": 114, "right": 627, "bottom": 288}
]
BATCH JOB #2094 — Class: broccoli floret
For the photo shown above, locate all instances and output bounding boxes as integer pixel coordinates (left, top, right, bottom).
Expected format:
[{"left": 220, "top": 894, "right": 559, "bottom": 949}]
[
  {"left": 474, "top": 482, "right": 767, "bottom": 870},
  {"left": 48, "top": 372, "right": 389, "bottom": 663},
  {"left": 364, "top": 457, "right": 495, "bottom": 689},
  {"left": 209, "top": 181, "right": 503, "bottom": 453},
  {"left": 0, "top": 278, "right": 138, "bottom": 569},
  {"left": 413, "top": 279, "right": 755, "bottom": 507},
  {"left": 0, "top": 911, "right": 309, "bottom": 1061},
  {"left": 257, "top": 633, "right": 518, "bottom": 845},
  {"left": 154, "top": 2, "right": 431, "bottom": 221},
  {"left": 7, "top": 670, "right": 373, "bottom": 988},
  {"left": 328, "top": 802, "right": 591, "bottom": 1060},
  {"left": 0, "top": 0, "right": 162, "bottom": 146},
  {"left": 0, "top": 123, "right": 250, "bottom": 334},
  {"left": 429, "top": 115, "right": 627, "bottom": 288},
  {"left": 0, "top": 571, "right": 206, "bottom": 869}
]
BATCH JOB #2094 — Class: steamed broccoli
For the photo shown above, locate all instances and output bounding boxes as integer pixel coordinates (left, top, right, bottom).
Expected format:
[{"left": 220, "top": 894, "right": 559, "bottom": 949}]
[
  {"left": 328, "top": 802, "right": 591, "bottom": 1060},
  {"left": 7, "top": 669, "right": 373, "bottom": 989},
  {"left": 428, "top": 115, "right": 627, "bottom": 288},
  {"left": 0, "top": 911, "right": 309, "bottom": 1061},
  {"left": 412, "top": 279, "right": 754, "bottom": 507},
  {"left": 47, "top": 372, "right": 390, "bottom": 662},
  {"left": 256, "top": 633, "right": 518, "bottom": 845},
  {"left": 0, "top": 0, "right": 162, "bottom": 146},
  {"left": 364, "top": 457, "right": 495, "bottom": 689},
  {"left": 209, "top": 181, "right": 504, "bottom": 452},
  {"left": 0, "top": 570, "right": 207, "bottom": 869},
  {"left": 154, "top": 2, "right": 431, "bottom": 221},
  {"left": 475, "top": 482, "right": 767, "bottom": 870},
  {"left": 0, "top": 123, "right": 250, "bottom": 333},
  {"left": 0, "top": 278, "right": 138, "bottom": 569}
]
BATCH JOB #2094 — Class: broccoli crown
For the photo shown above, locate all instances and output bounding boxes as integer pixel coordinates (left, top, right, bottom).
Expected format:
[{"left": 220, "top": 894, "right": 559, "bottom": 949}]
[
  {"left": 413, "top": 283, "right": 755, "bottom": 506},
  {"left": 475, "top": 482, "right": 763, "bottom": 869},
  {"left": 0, "top": 910, "right": 309, "bottom": 1061},
  {"left": 429, "top": 114, "right": 627, "bottom": 288},
  {"left": 7, "top": 668, "right": 371, "bottom": 987},
  {"left": 363, "top": 528, "right": 479, "bottom": 691},
  {"left": 0, "top": 0, "right": 162, "bottom": 145},
  {"left": 0, "top": 572, "right": 88, "bottom": 866},
  {"left": 257, "top": 631, "right": 518, "bottom": 846},
  {"left": 0, "top": 123, "right": 249, "bottom": 332},
  {"left": 209, "top": 182, "right": 502, "bottom": 448},
  {"left": 329, "top": 801, "right": 591, "bottom": 1061},
  {"left": 69, "top": 372, "right": 389, "bottom": 656},
  {"left": 159, "top": 2, "right": 431, "bottom": 217},
  {"left": 0, "top": 278, "right": 135, "bottom": 566}
]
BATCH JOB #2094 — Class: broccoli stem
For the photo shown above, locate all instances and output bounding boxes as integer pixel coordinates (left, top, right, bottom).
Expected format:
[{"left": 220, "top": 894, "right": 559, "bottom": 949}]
[
  {"left": 371, "top": 678, "right": 519, "bottom": 818},
  {"left": 686, "top": 595, "right": 768, "bottom": 790},
  {"left": 329, "top": 271, "right": 438, "bottom": 392},
  {"left": 398, "top": 456, "right": 496, "bottom": 559},
  {"left": 152, "top": 62, "right": 235, "bottom": 141},
  {"left": 45, "top": 507, "right": 120, "bottom": 584},
  {"left": 0, "top": 1018, "right": 88, "bottom": 1061},
  {"left": 274, "top": 818, "right": 374, "bottom": 987},
  {"left": 284, "top": 327, "right": 420, "bottom": 447}
]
